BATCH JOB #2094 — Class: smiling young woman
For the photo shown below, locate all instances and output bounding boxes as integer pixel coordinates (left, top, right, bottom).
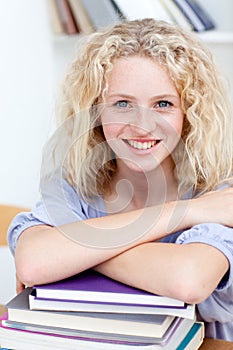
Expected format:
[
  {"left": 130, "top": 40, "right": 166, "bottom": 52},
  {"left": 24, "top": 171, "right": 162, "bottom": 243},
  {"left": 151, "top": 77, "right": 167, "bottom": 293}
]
[{"left": 8, "top": 19, "right": 233, "bottom": 340}]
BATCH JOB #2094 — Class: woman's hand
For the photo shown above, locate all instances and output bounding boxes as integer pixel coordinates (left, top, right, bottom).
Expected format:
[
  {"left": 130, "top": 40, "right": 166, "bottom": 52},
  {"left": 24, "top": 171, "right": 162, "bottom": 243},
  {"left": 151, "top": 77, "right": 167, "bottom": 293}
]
[
  {"left": 16, "top": 274, "right": 25, "bottom": 294},
  {"left": 190, "top": 187, "right": 233, "bottom": 228}
]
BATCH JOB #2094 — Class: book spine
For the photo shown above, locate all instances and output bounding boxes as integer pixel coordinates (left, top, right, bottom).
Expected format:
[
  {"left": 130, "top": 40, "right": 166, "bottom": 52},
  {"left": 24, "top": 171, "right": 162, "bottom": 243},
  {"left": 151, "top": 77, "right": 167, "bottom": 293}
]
[
  {"left": 68, "top": 0, "right": 93, "bottom": 34},
  {"left": 110, "top": 0, "right": 126, "bottom": 20},
  {"left": 160, "top": 0, "right": 193, "bottom": 30},
  {"left": 184, "top": 0, "right": 215, "bottom": 30},
  {"left": 80, "top": 0, "right": 121, "bottom": 30},
  {"left": 113, "top": 0, "right": 174, "bottom": 23},
  {"left": 55, "top": 0, "right": 79, "bottom": 35},
  {"left": 147, "top": 0, "right": 174, "bottom": 23},
  {"left": 176, "top": 322, "right": 204, "bottom": 349},
  {"left": 47, "top": 0, "right": 65, "bottom": 35},
  {"left": 172, "top": 0, "right": 206, "bottom": 31}
]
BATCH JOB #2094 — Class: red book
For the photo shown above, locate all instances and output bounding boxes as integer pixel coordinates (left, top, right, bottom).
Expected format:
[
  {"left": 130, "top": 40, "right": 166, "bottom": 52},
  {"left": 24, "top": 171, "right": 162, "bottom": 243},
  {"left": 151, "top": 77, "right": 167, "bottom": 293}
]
[{"left": 55, "top": 0, "right": 79, "bottom": 34}]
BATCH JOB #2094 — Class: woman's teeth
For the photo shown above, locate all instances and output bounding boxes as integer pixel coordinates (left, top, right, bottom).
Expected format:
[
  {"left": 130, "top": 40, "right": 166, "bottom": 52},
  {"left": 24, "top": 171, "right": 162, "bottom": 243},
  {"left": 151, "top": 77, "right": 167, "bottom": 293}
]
[{"left": 127, "top": 140, "right": 157, "bottom": 150}]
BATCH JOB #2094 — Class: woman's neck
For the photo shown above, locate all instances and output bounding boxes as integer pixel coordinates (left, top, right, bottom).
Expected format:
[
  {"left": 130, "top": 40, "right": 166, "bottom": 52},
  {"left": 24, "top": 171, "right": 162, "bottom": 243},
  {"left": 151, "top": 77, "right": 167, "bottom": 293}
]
[{"left": 104, "top": 158, "right": 178, "bottom": 214}]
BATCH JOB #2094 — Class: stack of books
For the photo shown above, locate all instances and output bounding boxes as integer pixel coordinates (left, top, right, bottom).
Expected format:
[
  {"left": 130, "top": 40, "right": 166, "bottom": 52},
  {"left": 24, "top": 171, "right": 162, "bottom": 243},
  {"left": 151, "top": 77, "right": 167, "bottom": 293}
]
[{"left": 0, "top": 270, "right": 204, "bottom": 349}]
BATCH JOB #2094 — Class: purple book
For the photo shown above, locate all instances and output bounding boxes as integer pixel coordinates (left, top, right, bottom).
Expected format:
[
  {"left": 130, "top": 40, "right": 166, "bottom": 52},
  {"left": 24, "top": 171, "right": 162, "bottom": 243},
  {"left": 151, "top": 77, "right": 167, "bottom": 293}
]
[{"left": 33, "top": 269, "right": 184, "bottom": 307}]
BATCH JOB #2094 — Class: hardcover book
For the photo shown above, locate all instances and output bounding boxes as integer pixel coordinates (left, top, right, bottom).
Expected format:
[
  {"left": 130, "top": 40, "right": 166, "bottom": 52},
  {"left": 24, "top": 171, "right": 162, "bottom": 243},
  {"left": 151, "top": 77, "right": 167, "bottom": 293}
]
[
  {"left": 68, "top": 0, "right": 93, "bottom": 34},
  {"left": 80, "top": 0, "right": 122, "bottom": 30},
  {"left": 5, "top": 288, "right": 176, "bottom": 337},
  {"left": 47, "top": 0, "right": 64, "bottom": 34},
  {"left": 29, "top": 290, "right": 195, "bottom": 319},
  {"left": 32, "top": 269, "right": 186, "bottom": 307},
  {"left": 2, "top": 316, "right": 191, "bottom": 344},
  {"left": 172, "top": 0, "right": 215, "bottom": 31},
  {"left": 113, "top": 0, "right": 173, "bottom": 23},
  {"left": 181, "top": 0, "right": 215, "bottom": 30},
  {"left": 55, "top": 0, "right": 79, "bottom": 34},
  {"left": 160, "top": 0, "right": 193, "bottom": 30},
  {"left": 0, "top": 313, "right": 203, "bottom": 349}
]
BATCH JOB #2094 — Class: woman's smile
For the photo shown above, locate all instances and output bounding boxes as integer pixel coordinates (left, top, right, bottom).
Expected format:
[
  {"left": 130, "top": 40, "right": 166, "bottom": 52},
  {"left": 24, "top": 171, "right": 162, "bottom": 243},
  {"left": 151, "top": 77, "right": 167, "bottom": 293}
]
[{"left": 123, "top": 138, "right": 162, "bottom": 152}]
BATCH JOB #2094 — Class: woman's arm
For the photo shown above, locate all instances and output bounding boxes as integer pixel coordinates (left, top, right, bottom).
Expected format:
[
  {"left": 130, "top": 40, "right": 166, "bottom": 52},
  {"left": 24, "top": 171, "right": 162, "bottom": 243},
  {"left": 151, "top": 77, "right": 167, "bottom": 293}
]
[
  {"left": 15, "top": 200, "right": 188, "bottom": 286},
  {"left": 94, "top": 240, "right": 229, "bottom": 305},
  {"left": 15, "top": 188, "right": 233, "bottom": 287}
]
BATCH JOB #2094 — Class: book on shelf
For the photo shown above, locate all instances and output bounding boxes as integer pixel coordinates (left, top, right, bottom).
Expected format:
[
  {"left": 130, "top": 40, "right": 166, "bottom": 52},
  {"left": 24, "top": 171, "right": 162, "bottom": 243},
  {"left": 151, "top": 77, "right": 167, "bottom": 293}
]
[
  {"left": 55, "top": 0, "right": 79, "bottom": 35},
  {"left": 47, "top": 0, "right": 64, "bottom": 35},
  {"left": 32, "top": 269, "right": 187, "bottom": 308},
  {"left": 160, "top": 0, "right": 193, "bottom": 31},
  {"left": 0, "top": 311, "right": 204, "bottom": 349},
  {"left": 80, "top": 0, "right": 122, "bottom": 30},
  {"left": 68, "top": 0, "right": 93, "bottom": 34},
  {"left": 113, "top": 0, "right": 173, "bottom": 23},
  {"left": 172, "top": 0, "right": 215, "bottom": 32},
  {"left": 180, "top": 0, "right": 215, "bottom": 30}
]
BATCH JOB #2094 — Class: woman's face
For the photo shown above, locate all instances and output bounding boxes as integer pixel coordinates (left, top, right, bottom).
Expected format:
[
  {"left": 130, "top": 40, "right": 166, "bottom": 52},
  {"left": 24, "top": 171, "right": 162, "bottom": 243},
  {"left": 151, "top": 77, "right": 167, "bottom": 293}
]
[{"left": 100, "top": 55, "right": 184, "bottom": 174}]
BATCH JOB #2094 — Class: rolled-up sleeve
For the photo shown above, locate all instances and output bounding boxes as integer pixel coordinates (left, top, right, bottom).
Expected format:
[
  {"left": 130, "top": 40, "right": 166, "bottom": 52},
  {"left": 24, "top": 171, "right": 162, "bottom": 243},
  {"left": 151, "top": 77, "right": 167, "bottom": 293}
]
[
  {"left": 176, "top": 223, "right": 233, "bottom": 323},
  {"left": 7, "top": 176, "right": 90, "bottom": 255}
]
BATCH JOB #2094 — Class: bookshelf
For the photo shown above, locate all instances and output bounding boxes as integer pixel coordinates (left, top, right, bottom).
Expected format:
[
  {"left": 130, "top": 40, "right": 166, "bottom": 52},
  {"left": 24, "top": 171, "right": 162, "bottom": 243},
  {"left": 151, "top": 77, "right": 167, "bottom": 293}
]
[
  {"left": 49, "top": 0, "right": 233, "bottom": 102},
  {"left": 198, "top": 0, "right": 233, "bottom": 93},
  {"left": 50, "top": 1, "right": 233, "bottom": 41}
]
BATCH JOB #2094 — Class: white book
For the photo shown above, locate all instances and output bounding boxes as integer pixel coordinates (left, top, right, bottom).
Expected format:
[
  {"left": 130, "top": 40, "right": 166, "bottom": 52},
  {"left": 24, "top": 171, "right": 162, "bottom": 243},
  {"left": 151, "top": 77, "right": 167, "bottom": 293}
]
[
  {"left": 159, "top": 0, "right": 193, "bottom": 30},
  {"left": 29, "top": 292, "right": 195, "bottom": 320},
  {"left": 0, "top": 317, "right": 202, "bottom": 350},
  {"left": 114, "top": 0, "right": 174, "bottom": 23},
  {"left": 173, "top": 0, "right": 205, "bottom": 31},
  {"left": 6, "top": 288, "right": 175, "bottom": 338},
  {"left": 32, "top": 270, "right": 186, "bottom": 307}
]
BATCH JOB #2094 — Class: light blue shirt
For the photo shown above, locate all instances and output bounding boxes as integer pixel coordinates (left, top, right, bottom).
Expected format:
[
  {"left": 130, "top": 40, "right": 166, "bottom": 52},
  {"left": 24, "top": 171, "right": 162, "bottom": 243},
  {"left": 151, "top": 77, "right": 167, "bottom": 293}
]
[{"left": 7, "top": 176, "right": 233, "bottom": 341}]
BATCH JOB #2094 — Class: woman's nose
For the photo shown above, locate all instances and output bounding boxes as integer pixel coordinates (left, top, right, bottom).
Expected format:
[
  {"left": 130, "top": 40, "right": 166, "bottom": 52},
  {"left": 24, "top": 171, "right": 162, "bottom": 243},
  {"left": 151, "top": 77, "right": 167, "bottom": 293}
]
[{"left": 128, "top": 106, "right": 158, "bottom": 134}]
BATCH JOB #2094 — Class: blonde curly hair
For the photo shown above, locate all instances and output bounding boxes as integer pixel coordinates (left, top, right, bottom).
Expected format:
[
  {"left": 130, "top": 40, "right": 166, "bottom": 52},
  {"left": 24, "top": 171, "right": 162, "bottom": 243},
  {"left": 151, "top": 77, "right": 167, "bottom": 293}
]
[{"left": 54, "top": 18, "right": 233, "bottom": 200}]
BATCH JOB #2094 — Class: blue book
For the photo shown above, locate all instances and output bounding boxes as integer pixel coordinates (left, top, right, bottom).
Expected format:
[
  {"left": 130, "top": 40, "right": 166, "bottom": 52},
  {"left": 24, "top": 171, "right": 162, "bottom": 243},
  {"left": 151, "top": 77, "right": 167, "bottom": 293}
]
[
  {"left": 177, "top": 322, "right": 204, "bottom": 349},
  {"left": 183, "top": 0, "right": 215, "bottom": 30},
  {"left": 173, "top": 0, "right": 215, "bottom": 31}
]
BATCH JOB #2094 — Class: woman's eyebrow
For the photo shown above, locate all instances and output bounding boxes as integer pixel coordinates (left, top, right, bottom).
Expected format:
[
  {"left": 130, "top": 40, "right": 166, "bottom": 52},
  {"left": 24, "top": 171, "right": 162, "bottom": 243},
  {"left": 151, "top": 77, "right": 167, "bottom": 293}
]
[
  {"left": 107, "top": 93, "right": 179, "bottom": 100},
  {"left": 107, "top": 93, "right": 136, "bottom": 99},
  {"left": 149, "top": 94, "right": 179, "bottom": 100}
]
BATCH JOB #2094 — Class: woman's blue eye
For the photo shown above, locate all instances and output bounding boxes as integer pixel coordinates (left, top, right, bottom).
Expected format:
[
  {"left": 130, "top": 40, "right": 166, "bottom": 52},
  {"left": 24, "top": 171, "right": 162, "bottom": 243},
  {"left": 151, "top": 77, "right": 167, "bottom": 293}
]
[
  {"left": 116, "top": 101, "right": 128, "bottom": 108},
  {"left": 157, "top": 100, "right": 171, "bottom": 108}
]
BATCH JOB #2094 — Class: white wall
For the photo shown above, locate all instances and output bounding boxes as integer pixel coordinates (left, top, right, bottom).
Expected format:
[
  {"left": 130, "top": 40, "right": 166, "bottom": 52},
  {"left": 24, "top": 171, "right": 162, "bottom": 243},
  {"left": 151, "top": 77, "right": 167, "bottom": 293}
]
[
  {"left": 201, "top": 0, "right": 233, "bottom": 31},
  {"left": 0, "top": 0, "right": 54, "bottom": 209},
  {"left": 0, "top": 0, "right": 55, "bottom": 304}
]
